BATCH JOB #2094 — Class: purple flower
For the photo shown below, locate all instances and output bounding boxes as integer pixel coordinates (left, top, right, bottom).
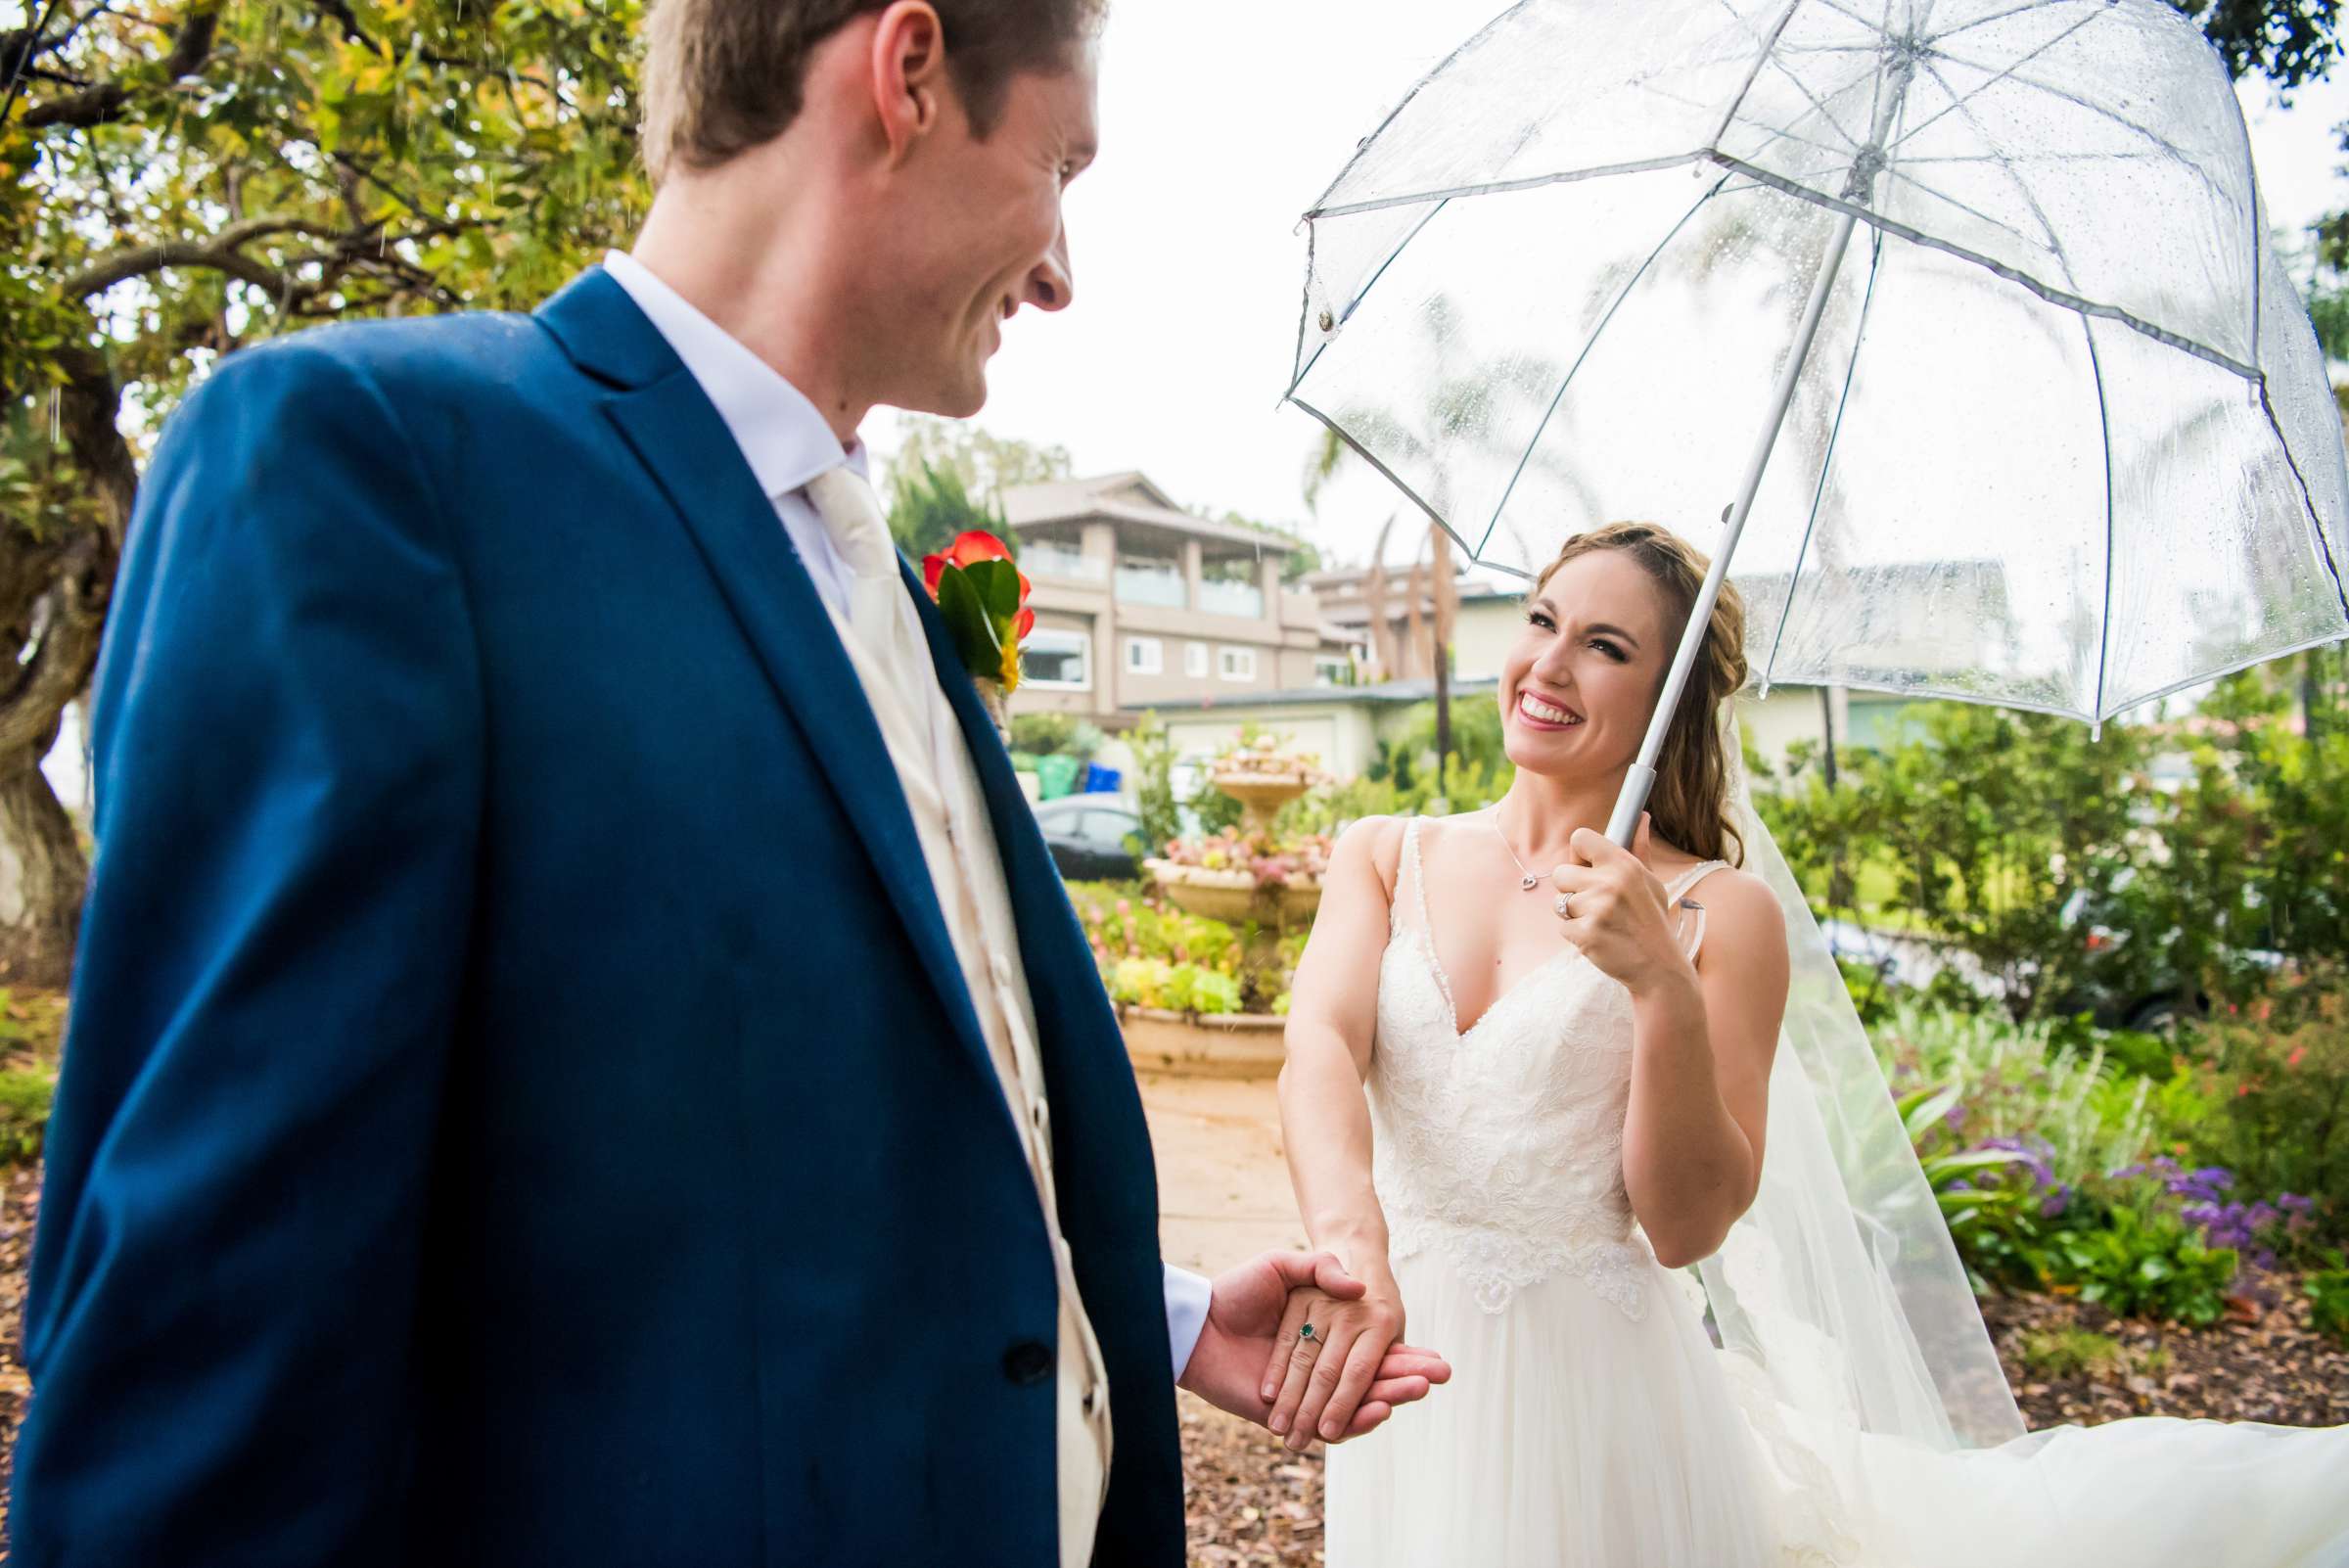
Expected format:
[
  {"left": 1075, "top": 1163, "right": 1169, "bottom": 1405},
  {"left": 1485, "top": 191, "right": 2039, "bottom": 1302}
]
[
  {"left": 2040, "top": 1184, "right": 2072, "bottom": 1220},
  {"left": 2279, "top": 1193, "right": 2315, "bottom": 1215}
]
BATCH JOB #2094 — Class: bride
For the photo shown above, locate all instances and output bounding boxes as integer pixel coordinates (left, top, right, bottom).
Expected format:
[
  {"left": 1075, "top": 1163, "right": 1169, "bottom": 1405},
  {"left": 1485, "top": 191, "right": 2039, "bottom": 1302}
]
[{"left": 1271, "top": 522, "right": 2349, "bottom": 1566}]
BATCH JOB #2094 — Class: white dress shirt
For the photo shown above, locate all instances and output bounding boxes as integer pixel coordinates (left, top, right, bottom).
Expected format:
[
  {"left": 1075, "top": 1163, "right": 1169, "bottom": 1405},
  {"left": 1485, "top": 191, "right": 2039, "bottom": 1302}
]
[{"left": 602, "top": 252, "right": 1214, "bottom": 1540}]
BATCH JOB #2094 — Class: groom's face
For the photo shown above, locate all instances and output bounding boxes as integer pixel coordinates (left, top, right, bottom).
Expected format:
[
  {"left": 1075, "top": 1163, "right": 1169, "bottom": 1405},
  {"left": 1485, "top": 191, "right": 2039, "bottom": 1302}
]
[{"left": 876, "top": 46, "right": 1099, "bottom": 417}]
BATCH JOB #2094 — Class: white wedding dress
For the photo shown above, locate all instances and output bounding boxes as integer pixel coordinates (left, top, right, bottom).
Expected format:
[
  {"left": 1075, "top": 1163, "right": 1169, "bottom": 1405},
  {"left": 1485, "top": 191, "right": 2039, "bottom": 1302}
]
[{"left": 1323, "top": 815, "right": 2349, "bottom": 1568}]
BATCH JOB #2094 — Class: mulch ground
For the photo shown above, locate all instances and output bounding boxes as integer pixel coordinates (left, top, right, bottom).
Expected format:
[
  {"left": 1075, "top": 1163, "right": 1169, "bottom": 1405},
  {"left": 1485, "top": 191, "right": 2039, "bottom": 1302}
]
[{"left": 0, "top": 1158, "right": 2339, "bottom": 1565}]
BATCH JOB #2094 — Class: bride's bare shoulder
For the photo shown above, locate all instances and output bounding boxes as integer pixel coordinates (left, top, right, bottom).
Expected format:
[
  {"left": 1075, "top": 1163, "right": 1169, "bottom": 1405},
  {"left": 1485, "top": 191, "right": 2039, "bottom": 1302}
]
[{"left": 1331, "top": 814, "right": 1410, "bottom": 899}]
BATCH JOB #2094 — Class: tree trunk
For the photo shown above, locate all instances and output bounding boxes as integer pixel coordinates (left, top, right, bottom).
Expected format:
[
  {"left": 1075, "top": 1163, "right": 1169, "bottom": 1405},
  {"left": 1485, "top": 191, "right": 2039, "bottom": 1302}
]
[
  {"left": 0, "top": 736, "right": 86, "bottom": 988},
  {"left": 0, "top": 343, "right": 128, "bottom": 983}
]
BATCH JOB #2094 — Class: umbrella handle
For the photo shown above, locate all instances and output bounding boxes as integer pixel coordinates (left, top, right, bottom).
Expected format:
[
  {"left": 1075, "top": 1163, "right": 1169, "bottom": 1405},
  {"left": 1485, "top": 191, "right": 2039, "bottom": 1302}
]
[
  {"left": 1604, "top": 205, "right": 1863, "bottom": 850},
  {"left": 1606, "top": 763, "right": 1656, "bottom": 845}
]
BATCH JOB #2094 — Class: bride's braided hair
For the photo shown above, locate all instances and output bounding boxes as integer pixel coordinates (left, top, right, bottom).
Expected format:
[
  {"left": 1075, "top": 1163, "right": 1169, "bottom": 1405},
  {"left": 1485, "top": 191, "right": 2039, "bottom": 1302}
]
[{"left": 1532, "top": 523, "right": 1748, "bottom": 867}]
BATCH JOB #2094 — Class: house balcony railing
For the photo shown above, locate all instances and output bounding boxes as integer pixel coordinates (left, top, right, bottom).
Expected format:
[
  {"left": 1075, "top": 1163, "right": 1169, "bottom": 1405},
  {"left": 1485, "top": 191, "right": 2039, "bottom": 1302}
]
[
  {"left": 1024, "top": 543, "right": 1107, "bottom": 582},
  {"left": 1199, "top": 578, "right": 1266, "bottom": 619}
]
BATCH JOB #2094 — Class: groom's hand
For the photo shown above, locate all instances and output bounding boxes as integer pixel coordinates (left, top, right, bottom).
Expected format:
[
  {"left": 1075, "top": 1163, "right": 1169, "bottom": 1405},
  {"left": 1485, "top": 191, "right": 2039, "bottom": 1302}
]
[{"left": 1176, "top": 1251, "right": 1449, "bottom": 1442}]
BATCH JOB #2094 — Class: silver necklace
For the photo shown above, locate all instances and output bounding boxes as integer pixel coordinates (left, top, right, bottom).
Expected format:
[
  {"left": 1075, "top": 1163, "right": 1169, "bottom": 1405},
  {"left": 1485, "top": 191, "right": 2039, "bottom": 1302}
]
[{"left": 1490, "top": 804, "right": 1544, "bottom": 893}]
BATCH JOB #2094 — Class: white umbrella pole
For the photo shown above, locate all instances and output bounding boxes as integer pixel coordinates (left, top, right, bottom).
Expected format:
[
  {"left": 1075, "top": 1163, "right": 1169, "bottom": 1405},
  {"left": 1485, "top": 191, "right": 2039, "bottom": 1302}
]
[{"left": 1606, "top": 205, "right": 1863, "bottom": 847}]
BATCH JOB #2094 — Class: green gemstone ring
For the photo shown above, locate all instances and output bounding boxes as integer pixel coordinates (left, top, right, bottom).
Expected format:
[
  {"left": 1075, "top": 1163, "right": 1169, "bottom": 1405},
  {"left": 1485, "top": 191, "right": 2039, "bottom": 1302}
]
[{"left": 1300, "top": 1323, "right": 1316, "bottom": 1342}]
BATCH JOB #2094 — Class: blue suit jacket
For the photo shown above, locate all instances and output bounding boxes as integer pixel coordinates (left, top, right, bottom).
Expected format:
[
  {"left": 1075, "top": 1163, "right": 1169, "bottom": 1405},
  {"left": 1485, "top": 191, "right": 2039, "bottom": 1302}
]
[{"left": 11, "top": 268, "right": 1183, "bottom": 1567}]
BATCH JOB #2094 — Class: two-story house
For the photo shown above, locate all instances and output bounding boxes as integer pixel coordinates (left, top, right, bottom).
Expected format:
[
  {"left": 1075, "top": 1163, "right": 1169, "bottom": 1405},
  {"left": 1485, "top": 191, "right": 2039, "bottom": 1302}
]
[{"left": 1001, "top": 472, "right": 1355, "bottom": 724}]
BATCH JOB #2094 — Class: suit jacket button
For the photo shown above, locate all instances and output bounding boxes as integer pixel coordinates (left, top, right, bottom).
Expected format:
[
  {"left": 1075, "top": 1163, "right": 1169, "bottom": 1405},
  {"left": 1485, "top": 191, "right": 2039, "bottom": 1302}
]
[{"left": 1003, "top": 1340, "right": 1053, "bottom": 1387}]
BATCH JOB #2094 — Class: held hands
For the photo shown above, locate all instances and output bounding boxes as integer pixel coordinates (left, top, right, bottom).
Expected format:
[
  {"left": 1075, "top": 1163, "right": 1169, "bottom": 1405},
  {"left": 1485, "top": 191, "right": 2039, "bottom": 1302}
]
[
  {"left": 1178, "top": 1251, "right": 1449, "bottom": 1446},
  {"left": 1548, "top": 813, "right": 1695, "bottom": 997},
  {"left": 1260, "top": 1271, "right": 1418, "bottom": 1451}
]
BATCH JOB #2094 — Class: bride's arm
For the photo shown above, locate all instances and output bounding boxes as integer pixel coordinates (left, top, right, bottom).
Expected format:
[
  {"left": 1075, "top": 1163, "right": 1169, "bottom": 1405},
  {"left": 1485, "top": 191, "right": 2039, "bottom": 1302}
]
[
  {"left": 1618, "top": 866, "right": 1789, "bottom": 1268},
  {"left": 1269, "top": 815, "right": 1407, "bottom": 1445}
]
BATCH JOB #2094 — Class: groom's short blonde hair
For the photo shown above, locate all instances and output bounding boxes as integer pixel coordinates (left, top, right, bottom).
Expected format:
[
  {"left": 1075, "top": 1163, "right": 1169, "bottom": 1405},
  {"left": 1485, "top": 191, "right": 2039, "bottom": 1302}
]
[{"left": 641, "top": 0, "right": 1104, "bottom": 183}]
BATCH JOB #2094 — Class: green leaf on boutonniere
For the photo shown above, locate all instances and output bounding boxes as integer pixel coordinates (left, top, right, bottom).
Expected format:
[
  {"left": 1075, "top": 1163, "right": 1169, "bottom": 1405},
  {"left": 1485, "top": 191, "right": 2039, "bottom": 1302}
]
[
  {"left": 961, "top": 557, "right": 1022, "bottom": 621},
  {"left": 935, "top": 564, "right": 1005, "bottom": 676}
]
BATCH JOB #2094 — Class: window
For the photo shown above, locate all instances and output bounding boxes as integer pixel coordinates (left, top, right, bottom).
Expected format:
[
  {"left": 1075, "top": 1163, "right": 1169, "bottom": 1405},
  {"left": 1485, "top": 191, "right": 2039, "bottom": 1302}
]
[
  {"left": 1314, "top": 655, "right": 1354, "bottom": 687},
  {"left": 1218, "top": 646, "right": 1257, "bottom": 682},
  {"left": 1184, "top": 642, "right": 1209, "bottom": 678},
  {"left": 1024, "top": 628, "right": 1091, "bottom": 690},
  {"left": 1126, "top": 636, "right": 1164, "bottom": 674}
]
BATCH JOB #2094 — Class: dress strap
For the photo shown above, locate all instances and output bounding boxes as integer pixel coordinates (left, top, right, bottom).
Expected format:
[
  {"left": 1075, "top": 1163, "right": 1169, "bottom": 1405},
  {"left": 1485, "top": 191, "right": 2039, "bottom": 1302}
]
[
  {"left": 1391, "top": 815, "right": 1431, "bottom": 937},
  {"left": 1666, "top": 859, "right": 1728, "bottom": 962}
]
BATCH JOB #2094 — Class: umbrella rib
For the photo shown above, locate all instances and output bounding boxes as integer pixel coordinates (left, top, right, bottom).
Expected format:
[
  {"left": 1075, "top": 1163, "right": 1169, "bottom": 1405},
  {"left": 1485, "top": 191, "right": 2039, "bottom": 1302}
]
[
  {"left": 1884, "top": 9, "right": 2107, "bottom": 155},
  {"left": 1288, "top": 197, "right": 1453, "bottom": 400},
  {"left": 1751, "top": 41, "right": 1875, "bottom": 154},
  {"left": 1286, "top": 394, "right": 1459, "bottom": 550},
  {"left": 1297, "top": 0, "right": 1531, "bottom": 222},
  {"left": 1764, "top": 223, "right": 1886, "bottom": 694},
  {"left": 1911, "top": 54, "right": 2089, "bottom": 293},
  {"left": 2253, "top": 376, "right": 2349, "bottom": 629},
  {"left": 1707, "top": 0, "right": 1811, "bottom": 150},
  {"left": 1929, "top": 57, "right": 2223, "bottom": 207},
  {"left": 1705, "top": 150, "right": 2256, "bottom": 376},
  {"left": 2082, "top": 315, "right": 2118, "bottom": 724},
  {"left": 1881, "top": 164, "right": 2046, "bottom": 256},
  {"left": 1483, "top": 174, "right": 1735, "bottom": 551},
  {"left": 1308, "top": 152, "right": 1711, "bottom": 220},
  {"left": 1925, "top": 0, "right": 2081, "bottom": 45}
]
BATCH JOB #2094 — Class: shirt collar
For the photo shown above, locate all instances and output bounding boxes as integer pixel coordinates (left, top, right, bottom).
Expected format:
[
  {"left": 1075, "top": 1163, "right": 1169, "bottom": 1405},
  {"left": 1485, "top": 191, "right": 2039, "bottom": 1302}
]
[{"left": 602, "top": 250, "right": 868, "bottom": 498}]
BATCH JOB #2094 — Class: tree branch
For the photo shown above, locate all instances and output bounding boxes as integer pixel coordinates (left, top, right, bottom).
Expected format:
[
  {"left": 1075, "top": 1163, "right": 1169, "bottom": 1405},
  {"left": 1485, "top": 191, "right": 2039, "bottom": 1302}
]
[
  {"left": 63, "top": 216, "right": 342, "bottom": 299},
  {"left": 21, "top": 0, "right": 216, "bottom": 130}
]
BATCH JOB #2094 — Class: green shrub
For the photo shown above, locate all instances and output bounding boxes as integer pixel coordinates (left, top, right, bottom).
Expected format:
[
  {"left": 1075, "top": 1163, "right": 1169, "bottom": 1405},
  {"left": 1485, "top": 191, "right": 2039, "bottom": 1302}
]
[
  {"left": 2182, "top": 976, "right": 2349, "bottom": 1243},
  {"left": 1879, "top": 1003, "right": 2159, "bottom": 1185},
  {"left": 0, "top": 1065, "right": 55, "bottom": 1164},
  {"left": 2047, "top": 1201, "right": 2238, "bottom": 1327},
  {"left": 2304, "top": 1255, "right": 2349, "bottom": 1346},
  {"left": 2015, "top": 1326, "right": 2122, "bottom": 1380},
  {"left": 1009, "top": 711, "right": 1079, "bottom": 758}
]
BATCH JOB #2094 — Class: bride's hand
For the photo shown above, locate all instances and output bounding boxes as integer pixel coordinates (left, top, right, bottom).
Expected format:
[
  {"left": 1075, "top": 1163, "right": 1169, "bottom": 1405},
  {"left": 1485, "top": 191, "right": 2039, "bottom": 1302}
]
[
  {"left": 1548, "top": 814, "right": 1696, "bottom": 997},
  {"left": 1263, "top": 1274, "right": 1409, "bottom": 1449}
]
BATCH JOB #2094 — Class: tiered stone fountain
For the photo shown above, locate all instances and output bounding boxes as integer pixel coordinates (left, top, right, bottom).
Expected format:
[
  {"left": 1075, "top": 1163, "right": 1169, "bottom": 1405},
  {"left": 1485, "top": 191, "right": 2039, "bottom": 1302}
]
[{"left": 1144, "top": 734, "right": 1324, "bottom": 952}]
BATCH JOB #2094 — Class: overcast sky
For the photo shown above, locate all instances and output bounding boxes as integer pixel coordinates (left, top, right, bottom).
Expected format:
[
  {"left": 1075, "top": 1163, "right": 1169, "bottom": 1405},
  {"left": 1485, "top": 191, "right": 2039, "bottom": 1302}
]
[{"left": 875, "top": 1, "right": 2349, "bottom": 572}]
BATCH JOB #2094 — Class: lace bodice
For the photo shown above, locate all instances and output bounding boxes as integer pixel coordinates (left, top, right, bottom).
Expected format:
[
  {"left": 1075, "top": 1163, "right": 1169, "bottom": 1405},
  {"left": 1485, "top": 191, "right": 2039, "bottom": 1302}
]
[{"left": 1368, "top": 815, "right": 1724, "bottom": 1318}]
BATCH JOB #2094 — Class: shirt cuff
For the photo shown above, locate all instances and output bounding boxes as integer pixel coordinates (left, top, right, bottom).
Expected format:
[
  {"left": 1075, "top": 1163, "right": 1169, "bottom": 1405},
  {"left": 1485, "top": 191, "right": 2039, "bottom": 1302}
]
[{"left": 1164, "top": 1264, "right": 1213, "bottom": 1383}]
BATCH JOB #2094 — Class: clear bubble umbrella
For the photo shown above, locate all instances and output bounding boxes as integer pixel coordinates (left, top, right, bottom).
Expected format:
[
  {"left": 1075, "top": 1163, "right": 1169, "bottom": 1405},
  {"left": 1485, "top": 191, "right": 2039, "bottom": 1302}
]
[{"left": 1286, "top": 0, "right": 2349, "bottom": 844}]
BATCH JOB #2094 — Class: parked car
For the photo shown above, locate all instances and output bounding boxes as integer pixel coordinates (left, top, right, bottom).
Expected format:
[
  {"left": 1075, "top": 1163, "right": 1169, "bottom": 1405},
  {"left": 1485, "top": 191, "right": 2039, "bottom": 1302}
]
[
  {"left": 2050, "top": 870, "right": 2284, "bottom": 1034},
  {"left": 1033, "top": 797, "right": 1147, "bottom": 882}
]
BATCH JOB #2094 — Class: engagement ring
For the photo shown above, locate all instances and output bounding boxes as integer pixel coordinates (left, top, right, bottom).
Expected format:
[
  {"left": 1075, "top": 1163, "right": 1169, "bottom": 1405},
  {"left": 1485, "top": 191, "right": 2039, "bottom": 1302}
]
[{"left": 1553, "top": 894, "right": 1573, "bottom": 918}]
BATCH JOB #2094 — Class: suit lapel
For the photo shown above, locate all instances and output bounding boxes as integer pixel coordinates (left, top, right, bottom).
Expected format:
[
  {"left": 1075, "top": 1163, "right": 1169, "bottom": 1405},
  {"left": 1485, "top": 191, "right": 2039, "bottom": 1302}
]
[
  {"left": 902, "top": 565, "right": 1124, "bottom": 1063},
  {"left": 552, "top": 272, "right": 995, "bottom": 1088}
]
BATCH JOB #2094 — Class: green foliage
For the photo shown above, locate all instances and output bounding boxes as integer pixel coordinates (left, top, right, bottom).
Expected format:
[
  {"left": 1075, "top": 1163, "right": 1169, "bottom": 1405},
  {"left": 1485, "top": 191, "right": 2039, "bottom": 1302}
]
[
  {"left": 1761, "top": 703, "right": 2155, "bottom": 1020},
  {"left": 889, "top": 414, "right": 1071, "bottom": 503},
  {"left": 1125, "top": 715, "right": 1182, "bottom": 855},
  {"left": 0, "top": 1066, "right": 56, "bottom": 1164},
  {"left": 1010, "top": 712, "right": 1079, "bottom": 758},
  {"left": 2014, "top": 1325, "right": 2123, "bottom": 1380},
  {"left": 7, "top": 0, "right": 647, "bottom": 417},
  {"left": 2186, "top": 974, "right": 2349, "bottom": 1233},
  {"left": 887, "top": 458, "right": 1017, "bottom": 564},
  {"left": 1878, "top": 1003, "right": 2165, "bottom": 1184},
  {"left": 2172, "top": 0, "right": 2342, "bottom": 89},
  {"left": 2049, "top": 1200, "right": 2239, "bottom": 1327},
  {"left": 2305, "top": 1254, "right": 2349, "bottom": 1345},
  {"left": 1104, "top": 957, "right": 1244, "bottom": 1015}
]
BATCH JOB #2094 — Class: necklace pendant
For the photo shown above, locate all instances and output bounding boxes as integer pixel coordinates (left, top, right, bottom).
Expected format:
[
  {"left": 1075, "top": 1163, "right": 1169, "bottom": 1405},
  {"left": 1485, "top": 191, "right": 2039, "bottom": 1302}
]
[{"left": 1519, "top": 873, "right": 1538, "bottom": 892}]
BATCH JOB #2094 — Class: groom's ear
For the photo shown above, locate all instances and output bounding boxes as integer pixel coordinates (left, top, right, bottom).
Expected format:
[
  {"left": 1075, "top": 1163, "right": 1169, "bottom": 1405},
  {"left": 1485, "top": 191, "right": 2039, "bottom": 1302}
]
[{"left": 869, "top": 0, "right": 950, "bottom": 166}]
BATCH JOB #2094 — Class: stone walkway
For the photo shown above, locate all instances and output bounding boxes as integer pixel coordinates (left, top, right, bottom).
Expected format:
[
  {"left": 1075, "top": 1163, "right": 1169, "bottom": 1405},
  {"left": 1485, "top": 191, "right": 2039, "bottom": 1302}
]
[{"left": 1138, "top": 1071, "right": 1307, "bottom": 1275}]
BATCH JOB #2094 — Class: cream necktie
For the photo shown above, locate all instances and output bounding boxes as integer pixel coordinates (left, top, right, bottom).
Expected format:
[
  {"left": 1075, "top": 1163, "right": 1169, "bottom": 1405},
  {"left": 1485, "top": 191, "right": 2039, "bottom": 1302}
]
[{"left": 805, "top": 465, "right": 939, "bottom": 763}]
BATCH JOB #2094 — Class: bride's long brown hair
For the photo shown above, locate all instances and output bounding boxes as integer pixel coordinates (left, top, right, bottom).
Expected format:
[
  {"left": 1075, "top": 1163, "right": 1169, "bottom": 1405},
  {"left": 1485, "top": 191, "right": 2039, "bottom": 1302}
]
[{"left": 1531, "top": 522, "right": 1748, "bottom": 867}]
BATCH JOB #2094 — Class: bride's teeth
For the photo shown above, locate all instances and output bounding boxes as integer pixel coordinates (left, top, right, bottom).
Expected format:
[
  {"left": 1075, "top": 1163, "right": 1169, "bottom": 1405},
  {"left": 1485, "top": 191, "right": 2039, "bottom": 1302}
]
[{"left": 1521, "top": 694, "right": 1576, "bottom": 724}]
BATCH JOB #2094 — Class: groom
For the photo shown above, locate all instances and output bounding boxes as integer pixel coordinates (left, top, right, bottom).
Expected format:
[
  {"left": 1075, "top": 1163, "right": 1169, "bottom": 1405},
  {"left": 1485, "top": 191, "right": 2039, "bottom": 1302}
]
[{"left": 8, "top": 1, "right": 1447, "bottom": 1563}]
